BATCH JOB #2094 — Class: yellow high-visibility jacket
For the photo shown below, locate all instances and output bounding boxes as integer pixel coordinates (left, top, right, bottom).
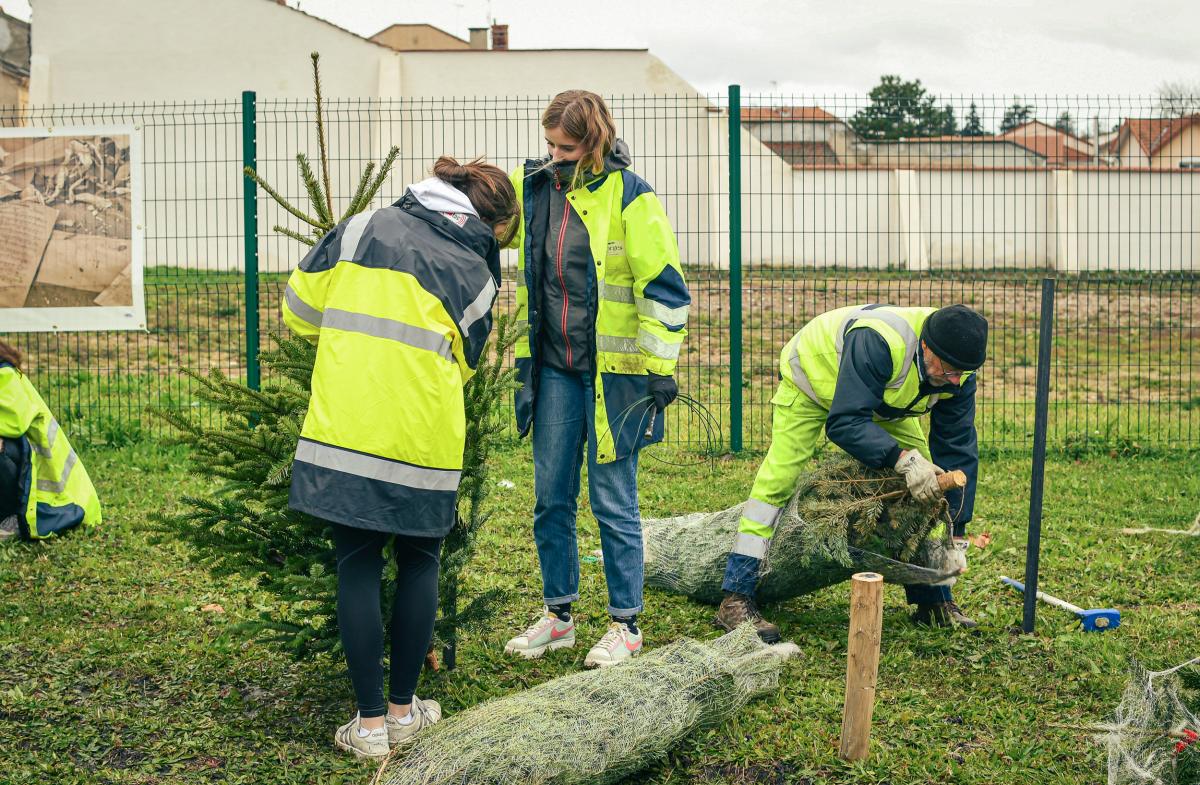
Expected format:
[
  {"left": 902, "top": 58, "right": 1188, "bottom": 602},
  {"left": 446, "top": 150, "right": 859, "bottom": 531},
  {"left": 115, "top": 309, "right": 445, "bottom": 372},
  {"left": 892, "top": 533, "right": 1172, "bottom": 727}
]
[
  {"left": 0, "top": 363, "right": 101, "bottom": 539},
  {"left": 510, "top": 140, "right": 690, "bottom": 463},
  {"left": 282, "top": 186, "right": 500, "bottom": 536}
]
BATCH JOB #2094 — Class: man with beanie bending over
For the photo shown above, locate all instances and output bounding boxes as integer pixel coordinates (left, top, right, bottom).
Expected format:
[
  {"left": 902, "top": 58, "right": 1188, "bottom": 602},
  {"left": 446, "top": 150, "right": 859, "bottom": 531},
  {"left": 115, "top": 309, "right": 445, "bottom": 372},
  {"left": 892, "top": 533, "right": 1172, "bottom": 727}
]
[{"left": 715, "top": 304, "right": 989, "bottom": 641}]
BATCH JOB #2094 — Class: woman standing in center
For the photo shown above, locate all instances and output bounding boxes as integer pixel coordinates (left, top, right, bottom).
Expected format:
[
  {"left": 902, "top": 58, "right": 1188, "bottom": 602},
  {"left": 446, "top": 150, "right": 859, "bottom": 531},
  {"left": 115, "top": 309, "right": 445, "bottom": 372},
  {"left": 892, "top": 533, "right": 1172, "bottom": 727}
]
[{"left": 503, "top": 90, "right": 690, "bottom": 668}]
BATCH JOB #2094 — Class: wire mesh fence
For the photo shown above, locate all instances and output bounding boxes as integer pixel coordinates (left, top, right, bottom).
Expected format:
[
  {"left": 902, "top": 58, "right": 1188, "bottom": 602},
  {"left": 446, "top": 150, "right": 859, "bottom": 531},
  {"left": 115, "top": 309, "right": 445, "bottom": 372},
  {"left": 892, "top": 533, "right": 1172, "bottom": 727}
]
[{"left": 0, "top": 93, "right": 1196, "bottom": 450}]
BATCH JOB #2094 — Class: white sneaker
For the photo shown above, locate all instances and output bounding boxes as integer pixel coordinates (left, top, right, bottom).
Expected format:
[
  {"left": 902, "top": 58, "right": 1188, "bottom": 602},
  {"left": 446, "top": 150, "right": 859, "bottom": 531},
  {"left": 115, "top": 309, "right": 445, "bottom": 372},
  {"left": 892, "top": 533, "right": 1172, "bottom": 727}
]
[
  {"left": 386, "top": 695, "right": 442, "bottom": 746},
  {"left": 583, "top": 621, "right": 643, "bottom": 668},
  {"left": 333, "top": 714, "right": 390, "bottom": 759},
  {"left": 504, "top": 607, "right": 575, "bottom": 659}
]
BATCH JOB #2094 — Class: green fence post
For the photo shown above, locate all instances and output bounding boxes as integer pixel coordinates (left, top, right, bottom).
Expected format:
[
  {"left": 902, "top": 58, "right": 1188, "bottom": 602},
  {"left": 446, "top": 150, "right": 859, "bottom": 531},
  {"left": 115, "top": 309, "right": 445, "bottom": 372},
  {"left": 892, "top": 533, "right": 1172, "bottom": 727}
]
[
  {"left": 242, "top": 90, "right": 260, "bottom": 391},
  {"left": 728, "top": 84, "right": 743, "bottom": 453}
]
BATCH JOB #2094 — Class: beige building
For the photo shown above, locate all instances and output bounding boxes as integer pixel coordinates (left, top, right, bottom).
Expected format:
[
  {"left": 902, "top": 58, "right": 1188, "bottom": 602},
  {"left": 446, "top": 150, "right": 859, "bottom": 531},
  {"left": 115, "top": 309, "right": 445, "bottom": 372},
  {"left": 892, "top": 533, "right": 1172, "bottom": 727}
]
[
  {"left": 369, "top": 23, "right": 470, "bottom": 51},
  {"left": 0, "top": 8, "right": 29, "bottom": 109},
  {"left": 1112, "top": 117, "right": 1200, "bottom": 168}
]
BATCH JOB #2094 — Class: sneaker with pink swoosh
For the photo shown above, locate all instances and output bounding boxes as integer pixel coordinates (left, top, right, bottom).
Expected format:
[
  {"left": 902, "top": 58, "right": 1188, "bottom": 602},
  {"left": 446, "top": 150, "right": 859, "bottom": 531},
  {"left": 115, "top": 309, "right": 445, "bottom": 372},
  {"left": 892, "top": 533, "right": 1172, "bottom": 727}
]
[
  {"left": 504, "top": 607, "right": 575, "bottom": 659},
  {"left": 583, "top": 621, "right": 643, "bottom": 668}
]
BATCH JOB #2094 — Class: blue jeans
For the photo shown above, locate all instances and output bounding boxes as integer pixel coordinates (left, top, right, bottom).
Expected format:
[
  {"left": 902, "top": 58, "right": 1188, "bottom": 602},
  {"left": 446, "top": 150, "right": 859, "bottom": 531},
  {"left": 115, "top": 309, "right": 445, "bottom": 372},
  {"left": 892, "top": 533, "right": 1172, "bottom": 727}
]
[{"left": 532, "top": 365, "right": 643, "bottom": 617}]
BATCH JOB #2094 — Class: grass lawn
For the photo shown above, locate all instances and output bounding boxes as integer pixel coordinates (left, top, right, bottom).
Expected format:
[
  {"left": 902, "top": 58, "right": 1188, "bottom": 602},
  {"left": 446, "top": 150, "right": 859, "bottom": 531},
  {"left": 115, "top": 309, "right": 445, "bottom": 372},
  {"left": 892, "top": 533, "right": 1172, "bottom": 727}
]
[{"left": 1, "top": 438, "right": 1198, "bottom": 784}]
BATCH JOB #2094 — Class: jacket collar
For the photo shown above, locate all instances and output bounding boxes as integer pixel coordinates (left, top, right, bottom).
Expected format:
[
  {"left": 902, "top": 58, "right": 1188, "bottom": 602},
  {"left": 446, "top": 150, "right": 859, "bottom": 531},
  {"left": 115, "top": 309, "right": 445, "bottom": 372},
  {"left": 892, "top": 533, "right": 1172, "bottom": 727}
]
[
  {"left": 523, "top": 138, "right": 633, "bottom": 188},
  {"left": 394, "top": 189, "right": 501, "bottom": 284}
]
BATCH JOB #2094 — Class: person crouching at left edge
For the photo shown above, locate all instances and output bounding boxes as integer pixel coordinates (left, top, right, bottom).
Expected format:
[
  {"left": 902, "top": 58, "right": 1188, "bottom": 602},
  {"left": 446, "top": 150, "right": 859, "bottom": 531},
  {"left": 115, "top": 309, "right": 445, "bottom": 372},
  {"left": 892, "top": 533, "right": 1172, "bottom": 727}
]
[
  {"left": 502, "top": 90, "right": 691, "bottom": 669},
  {"left": 0, "top": 340, "right": 101, "bottom": 541},
  {"left": 282, "top": 157, "right": 520, "bottom": 760}
]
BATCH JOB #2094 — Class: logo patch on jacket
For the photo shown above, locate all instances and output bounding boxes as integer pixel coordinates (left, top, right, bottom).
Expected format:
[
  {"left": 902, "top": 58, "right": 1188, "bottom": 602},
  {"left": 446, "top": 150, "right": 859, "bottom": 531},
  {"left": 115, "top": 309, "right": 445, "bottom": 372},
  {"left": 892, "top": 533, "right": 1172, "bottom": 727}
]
[
  {"left": 607, "top": 241, "right": 624, "bottom": 256},
  {"left": 441, "top": 212, "right": 469, "bottom": 228}
]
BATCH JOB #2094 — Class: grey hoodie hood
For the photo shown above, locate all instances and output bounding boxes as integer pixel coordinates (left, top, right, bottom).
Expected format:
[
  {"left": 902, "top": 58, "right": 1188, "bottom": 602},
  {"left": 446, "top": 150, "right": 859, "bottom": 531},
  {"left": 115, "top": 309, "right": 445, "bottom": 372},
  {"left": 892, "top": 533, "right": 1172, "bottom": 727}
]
[{"left": 407, "top": 176, "right": 478, "bottom": 217}]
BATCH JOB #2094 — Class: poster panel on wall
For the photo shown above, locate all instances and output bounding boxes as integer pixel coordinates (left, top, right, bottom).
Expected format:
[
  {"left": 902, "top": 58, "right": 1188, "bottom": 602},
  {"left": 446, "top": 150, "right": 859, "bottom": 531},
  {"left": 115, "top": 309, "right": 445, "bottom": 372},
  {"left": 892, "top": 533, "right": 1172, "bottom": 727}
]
[{"left": 0, "top": 124, "right": 145, "bottom": 332}]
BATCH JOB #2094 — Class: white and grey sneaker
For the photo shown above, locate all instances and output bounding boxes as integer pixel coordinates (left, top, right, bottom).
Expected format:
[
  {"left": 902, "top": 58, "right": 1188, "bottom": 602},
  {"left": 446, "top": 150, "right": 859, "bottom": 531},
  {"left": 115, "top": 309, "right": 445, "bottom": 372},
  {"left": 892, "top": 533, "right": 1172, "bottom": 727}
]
[
  {"left": 386, "top": 695, "right": 442, "bottom": 746},
  {"left": 583, "top": 622, "right": 643, "bottom": 668},
  {"left": 503, "top": 607, "right": 576, "bottom": 659},
  {"left": 333, "top": 714, "right": 390, "bottom": 759},
  {"left": 0, "top": 515, "right": 19, "bottom": 541}
]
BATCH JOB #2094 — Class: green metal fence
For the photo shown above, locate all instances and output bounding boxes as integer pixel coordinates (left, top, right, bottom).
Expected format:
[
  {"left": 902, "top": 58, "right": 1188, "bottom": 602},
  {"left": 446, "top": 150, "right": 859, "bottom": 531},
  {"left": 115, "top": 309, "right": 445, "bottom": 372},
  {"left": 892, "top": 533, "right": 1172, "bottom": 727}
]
[{"left": 1, "top": 92, "right": 1197, "bottom": 451}]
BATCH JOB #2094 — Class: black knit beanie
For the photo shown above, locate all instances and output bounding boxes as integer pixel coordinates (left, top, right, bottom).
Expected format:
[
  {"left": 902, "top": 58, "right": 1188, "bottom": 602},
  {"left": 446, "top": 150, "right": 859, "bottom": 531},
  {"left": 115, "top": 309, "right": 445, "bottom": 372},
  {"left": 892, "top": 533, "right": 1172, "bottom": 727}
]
[{"left": 922, "top": 305, "right": 988, "bottom": 370}]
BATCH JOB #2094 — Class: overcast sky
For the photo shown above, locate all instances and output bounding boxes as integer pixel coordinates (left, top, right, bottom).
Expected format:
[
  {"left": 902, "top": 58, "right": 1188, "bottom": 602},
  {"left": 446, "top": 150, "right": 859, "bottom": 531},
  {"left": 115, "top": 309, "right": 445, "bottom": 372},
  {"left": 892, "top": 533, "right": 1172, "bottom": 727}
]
[{"left": 8, "top": 0, "right": 1199, "bottom": 97}]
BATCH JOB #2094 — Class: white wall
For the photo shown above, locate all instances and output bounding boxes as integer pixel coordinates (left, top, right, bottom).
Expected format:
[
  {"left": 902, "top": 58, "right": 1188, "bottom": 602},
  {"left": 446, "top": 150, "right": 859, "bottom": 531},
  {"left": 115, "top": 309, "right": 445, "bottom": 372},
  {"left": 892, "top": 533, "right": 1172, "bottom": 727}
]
[
  {"left": 30, "top": 0, "right": 392, "bottom": 103},
  {"left": 736, "top": 167, "right": 1198, "bottom": 271},
  {"left": 393, "top": 50, "right": 695, "bottom": 98}
]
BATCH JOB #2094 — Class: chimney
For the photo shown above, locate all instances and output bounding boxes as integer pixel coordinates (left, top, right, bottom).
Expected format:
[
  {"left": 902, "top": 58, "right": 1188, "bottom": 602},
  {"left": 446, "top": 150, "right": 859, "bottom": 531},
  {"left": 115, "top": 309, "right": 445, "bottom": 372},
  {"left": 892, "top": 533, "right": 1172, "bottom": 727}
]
[
  {"left": 490, "top": 23, "right": 508, "bottom": 51},
  {"left": 468, "top": 27, "right": 488, "bottom": 50}
]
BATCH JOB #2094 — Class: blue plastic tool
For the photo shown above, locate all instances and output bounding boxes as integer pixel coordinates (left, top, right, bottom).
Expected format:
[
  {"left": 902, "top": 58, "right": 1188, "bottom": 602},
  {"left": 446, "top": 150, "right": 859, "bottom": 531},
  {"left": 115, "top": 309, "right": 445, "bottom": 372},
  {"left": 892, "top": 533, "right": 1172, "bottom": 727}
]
[{"left": 1000, "top": 576, "right": 1120, "bottom": 632}]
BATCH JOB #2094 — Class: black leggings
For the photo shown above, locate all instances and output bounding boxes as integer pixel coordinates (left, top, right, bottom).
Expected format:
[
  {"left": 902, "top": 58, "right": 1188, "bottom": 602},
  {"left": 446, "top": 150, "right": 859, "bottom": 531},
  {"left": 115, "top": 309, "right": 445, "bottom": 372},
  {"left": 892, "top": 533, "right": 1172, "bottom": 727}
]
[{"left": 330, "top": 523, "right": 443, "bottom": 718}]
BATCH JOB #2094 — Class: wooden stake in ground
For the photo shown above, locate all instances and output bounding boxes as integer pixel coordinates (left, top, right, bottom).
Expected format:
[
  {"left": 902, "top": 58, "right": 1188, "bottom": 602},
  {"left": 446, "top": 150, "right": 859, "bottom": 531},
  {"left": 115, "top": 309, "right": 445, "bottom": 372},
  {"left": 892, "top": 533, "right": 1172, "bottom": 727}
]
[{"left": 839, "top": 571, "right": 884, "bottom": 761}]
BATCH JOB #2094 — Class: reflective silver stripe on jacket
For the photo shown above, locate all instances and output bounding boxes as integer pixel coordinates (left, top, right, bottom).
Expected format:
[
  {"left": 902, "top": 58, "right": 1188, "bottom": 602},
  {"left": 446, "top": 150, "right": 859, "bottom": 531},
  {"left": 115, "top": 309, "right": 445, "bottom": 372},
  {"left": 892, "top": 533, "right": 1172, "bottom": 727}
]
[
  {"left": 458, "top": 277, "right": 497, "bottom": 336},
  {"left": 339, "top": 209, "right": 379, "bottom": 262},
  {"left": 322, "top": 309, "right": 453, "bottom": 361},
  {"left": 636, "top": 328, "right": 682, "bottom": 361},
  {"left": 732, "top": 532, "right": 770, "bottom": 559},
  {"left": 597, "top": 335, "right": 640, "bottom": 355},
  {"left": 836, "top": 306, "right": 919, "bottom": 389},
  {"left": 787, "top": 305, "right": 919, "bottom": 403},
  {"left": 295, "top": 439, "right": 461, "bottom": 492},
  {"left": 599, "top": 281, "right": 635, "bottom": 304},
  {"left": 30, "top": 418, "right": 59, "bottom": 459},
  {"left": 636, "top": 296, "right": 689, "bottom": 326},
  {"left": 284, "top": 285, "right": 323, "bottom": 328},
  {"left": 36, "top": 448, "right": 78, "bottom": 494},
  {"left": 742, "top": 498, "right": 782, "bottom": 530}
]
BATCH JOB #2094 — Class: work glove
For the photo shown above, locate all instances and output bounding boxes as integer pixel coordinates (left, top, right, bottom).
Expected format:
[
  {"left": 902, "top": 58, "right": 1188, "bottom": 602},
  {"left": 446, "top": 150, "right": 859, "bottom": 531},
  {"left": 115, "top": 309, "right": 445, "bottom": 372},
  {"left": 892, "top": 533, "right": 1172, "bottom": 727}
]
[
  {"left": 894, "top": 449, "right": 944, "bottom": 503},
  {"left": 647, "top": 373, "right": 678, "bottom": 412}
]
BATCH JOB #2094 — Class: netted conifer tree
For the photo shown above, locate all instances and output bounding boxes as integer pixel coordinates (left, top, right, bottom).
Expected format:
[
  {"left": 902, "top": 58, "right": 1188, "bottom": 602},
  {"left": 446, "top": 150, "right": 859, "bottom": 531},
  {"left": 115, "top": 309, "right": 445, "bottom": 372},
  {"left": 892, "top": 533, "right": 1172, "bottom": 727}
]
[{"left": 153, "top": 53, "right": 517, "bottom": 667}]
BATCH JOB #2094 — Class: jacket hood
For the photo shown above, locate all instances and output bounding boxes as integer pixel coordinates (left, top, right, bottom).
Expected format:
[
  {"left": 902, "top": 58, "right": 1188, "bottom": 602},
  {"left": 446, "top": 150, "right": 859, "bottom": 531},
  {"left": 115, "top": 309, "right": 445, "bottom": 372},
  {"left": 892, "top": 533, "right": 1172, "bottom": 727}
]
[{"left": 406, "top": 176, "right": 479, "bottom": 217}]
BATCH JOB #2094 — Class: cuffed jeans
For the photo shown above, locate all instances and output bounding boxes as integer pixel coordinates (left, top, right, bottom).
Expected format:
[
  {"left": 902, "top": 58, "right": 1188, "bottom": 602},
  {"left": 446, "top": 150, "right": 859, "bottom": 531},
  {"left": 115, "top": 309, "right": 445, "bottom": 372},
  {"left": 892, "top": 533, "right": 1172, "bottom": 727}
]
[{"left": 532, "top": 365, "right": 643, "bottom": 617}]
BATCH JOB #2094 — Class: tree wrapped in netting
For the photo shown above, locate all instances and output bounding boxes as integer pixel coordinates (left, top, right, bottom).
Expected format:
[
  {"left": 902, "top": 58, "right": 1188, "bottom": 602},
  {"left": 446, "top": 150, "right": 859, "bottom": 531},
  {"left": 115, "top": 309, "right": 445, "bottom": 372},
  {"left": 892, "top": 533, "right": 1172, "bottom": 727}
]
[
  {"left": 642, "top": 454, "right": 961, "bottom": 605},
  {"left": 1099, "top": 657, "right": 1200, "bottom": 785},
  {"left": 377, "top": 624, "right": 800, "bottom": 785}
]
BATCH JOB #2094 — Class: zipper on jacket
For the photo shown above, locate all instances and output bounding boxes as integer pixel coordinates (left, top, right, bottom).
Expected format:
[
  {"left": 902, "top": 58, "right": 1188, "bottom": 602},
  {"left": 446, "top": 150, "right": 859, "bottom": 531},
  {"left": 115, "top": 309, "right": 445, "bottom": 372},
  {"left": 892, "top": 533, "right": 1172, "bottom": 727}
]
[{"left": 554, "top": 179, "right": 573, "bottom": 369}]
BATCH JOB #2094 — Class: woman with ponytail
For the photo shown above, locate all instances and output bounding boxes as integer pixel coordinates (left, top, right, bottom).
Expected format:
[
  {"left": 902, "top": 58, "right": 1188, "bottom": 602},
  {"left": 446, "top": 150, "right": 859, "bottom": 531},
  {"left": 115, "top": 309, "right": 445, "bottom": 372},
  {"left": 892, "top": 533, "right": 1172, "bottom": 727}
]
[
  {"left": 502, "top": 90, "right": 691, "bottom": 668},
  {"left": 281, "top": 157, "right": 519, "bottom": 758},
  {"left": 0, "top": 340, "right": 101, "bottom": 541}
]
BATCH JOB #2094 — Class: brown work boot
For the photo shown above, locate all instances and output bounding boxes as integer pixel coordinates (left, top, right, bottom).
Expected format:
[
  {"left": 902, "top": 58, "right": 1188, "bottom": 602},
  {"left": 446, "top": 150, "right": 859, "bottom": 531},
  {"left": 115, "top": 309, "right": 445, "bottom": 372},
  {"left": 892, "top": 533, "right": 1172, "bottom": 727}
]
[
  {"left": 715, "top": 592, "right": 782, "bottom": 643},
  {"left": 911, "top": 600, "right": 978, "bottom": 629}
]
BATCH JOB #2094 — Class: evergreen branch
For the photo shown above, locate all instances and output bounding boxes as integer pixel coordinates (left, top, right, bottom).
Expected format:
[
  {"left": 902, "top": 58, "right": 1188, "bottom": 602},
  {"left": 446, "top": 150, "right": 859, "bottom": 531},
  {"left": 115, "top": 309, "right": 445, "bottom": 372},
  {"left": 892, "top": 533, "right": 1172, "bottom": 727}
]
[
  {"left": 339, "top": 162, "right": 376, "bottom": 223},
  {"left": 296, "top": 153, "right": 334, "bottom": 228},
  {"left": 273, "top": 225, "right": 317, "bottom": 246},
  {"left": 357, "top": 146, "right": 400, "bottom": 210},
  {"left": 310, "top": 52, "right": 334, "bottom": 220},
  {"left": 243, "top": 166, "right": 326, "bottom": 229}
]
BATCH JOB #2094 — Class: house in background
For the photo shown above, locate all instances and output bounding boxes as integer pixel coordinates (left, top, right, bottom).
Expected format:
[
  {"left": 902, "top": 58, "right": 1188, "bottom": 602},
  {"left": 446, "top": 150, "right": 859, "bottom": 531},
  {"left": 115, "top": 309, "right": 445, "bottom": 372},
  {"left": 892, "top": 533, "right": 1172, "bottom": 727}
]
[
  {"left": 1111, "top": 116, "right": 1200, "bottom": 168},
  {"left": 997, "top": 120, "right": 1094, "bottom": 166},
  {"left": 740, "top": 106, "right": 853, "bottom": 164},
  {"left": 369, "top": 23, "right": 471, "bottom": 51},
  {"left": 0, "top": 7, "right": 29, "bottom": 109},
  {"left": 369, "top": 23, "right": 508, "bottom": 52},
  {"left": 859, "top": 136, "right": 1047, "bottom": 168}
]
